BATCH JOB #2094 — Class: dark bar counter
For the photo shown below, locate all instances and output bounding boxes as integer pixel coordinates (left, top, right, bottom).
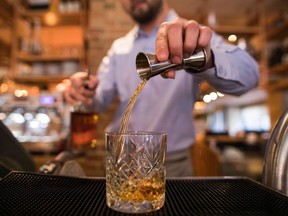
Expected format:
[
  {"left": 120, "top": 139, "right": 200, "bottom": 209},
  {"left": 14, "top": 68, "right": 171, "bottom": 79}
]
[{"left": 1, "top": 171, "right": 288, "bottom": 215}]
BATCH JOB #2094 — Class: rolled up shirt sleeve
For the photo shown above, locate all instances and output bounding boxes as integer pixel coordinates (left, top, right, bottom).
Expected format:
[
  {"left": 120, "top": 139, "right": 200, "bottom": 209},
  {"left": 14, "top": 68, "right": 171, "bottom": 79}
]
[{"left": 195, "top": 32, "right": 260, "bottom": 96}]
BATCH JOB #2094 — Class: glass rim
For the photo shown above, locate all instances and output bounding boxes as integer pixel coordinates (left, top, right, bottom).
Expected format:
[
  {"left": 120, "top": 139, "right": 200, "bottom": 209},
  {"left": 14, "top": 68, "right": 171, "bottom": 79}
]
[{"left": 106, "top": 131, "right": 167, "bottom": 136}]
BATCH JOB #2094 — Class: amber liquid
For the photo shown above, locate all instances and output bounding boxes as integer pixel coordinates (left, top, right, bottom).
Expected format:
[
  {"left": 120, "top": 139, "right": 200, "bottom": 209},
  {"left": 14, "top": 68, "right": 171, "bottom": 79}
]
[
  {"left": 70, "top": 111, "right": 99, "bottom": 150},
  {"left": 114, "top": 174, "right": 165, "bottom": 203},
  {"left": 119, "top": 80, "right": 147, "bottom": 133},
  {"left": 110, "top": 80, "right": 165, "bottom": 206}
]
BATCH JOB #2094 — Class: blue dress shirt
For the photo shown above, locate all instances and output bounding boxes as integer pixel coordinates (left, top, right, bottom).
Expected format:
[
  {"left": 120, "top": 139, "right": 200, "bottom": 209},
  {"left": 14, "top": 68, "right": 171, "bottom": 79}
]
[{"left": 94, "top": 10, "right": 259, "bottom": 153}]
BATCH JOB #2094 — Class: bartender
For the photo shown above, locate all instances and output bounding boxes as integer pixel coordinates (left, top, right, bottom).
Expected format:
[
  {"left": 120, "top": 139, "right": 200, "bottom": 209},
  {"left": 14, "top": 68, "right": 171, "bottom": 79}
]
[{"left": 62, "top": 0, "right": 259, "bottom": 177}]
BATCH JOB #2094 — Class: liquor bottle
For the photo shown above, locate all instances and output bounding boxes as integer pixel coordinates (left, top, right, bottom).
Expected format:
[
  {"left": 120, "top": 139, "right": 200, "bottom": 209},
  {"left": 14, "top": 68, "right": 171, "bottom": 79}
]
[{"left": 69, "top": 72, "right": 98, "bottom": 154}]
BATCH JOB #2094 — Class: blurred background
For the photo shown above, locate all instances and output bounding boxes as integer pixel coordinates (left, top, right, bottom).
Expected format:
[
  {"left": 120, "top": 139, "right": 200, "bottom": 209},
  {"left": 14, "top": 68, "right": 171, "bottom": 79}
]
[{"left": 0, "top": 0, "right": 288, "bottom": 180}]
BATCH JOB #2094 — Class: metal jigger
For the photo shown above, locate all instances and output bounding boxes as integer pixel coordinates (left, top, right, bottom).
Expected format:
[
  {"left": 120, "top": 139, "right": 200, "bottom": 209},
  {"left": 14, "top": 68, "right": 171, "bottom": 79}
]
[{"left": 136, "top": 49, "right": 207, "bottom": 81}]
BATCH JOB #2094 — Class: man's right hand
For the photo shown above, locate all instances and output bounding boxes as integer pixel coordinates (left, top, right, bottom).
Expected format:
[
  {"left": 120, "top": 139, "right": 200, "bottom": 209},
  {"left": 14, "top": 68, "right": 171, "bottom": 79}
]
[
  {"left": 62, "top": 72, "right": 98, "bottom": 106},
  {"left": 155, "top": 18, "right": 213, "bottom": 79}
]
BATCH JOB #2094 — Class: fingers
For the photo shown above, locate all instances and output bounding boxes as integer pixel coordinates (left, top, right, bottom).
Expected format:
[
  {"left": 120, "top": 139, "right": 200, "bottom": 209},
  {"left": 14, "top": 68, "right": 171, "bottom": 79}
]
[
  {"left": 167, "top": 21, "right": 184, "bottom": 63},
  {"left": 155, "top": 18, "right": 213, "bottom": 78},
  {"left": 161, "top": 70, "right": 176, "bottom": 79},
  {"left": 197, "top": 26, "right": 212, "bottom": 48},
  {"left": 63, "top": 72, "right": 98, "bottom": 106},
  {"left": 63, "top": 83, "right": 81, "bottom": 106},
  {"left": 183, "top": 20, "right": 200, "bottom": 58},
  {"left": 155, "top": 22, "right": 170, "bottom": 62},
  {"left": 198, "top": 26, "right": 214, "bottom": 69}
]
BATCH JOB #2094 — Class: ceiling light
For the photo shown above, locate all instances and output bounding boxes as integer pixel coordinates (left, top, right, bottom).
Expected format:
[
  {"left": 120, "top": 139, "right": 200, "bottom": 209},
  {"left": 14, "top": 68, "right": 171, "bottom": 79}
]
[
  {"left": 44, "top": 11, "right": 59, "bottom": 26},
  {"left": 217, "top": 92, "right": 224, "bottom": 97},
  {"left": 203, "top": 95, "right": 211, "bottom": 103},
  {"left": 210, "top": 92, "right": 218, "bottom": 100},
  {"left": 228, "top": 34, "right": 237, "bottom": 42}
]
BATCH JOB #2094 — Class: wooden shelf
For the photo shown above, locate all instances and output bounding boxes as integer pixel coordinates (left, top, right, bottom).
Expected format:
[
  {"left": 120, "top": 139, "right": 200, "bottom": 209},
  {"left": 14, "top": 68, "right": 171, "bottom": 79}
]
[
  {"left": 212, "top": 26, "right": 259, "bottom": 35},
  {"left": 266, "top": 20, "right": 288, "bottom": 40},
  {"left": 0, "top": 0, "right": 13, "bottom": 26},
  {"left": 268, "top": 63, "right": 288, "bottom": 91},
  {"left": 16, "top": 52, "right": 83, "bottom": 62},
  {"left": 269, "top": 63, "right": 288, "bottom": 75},
  {"left": 268, "top": 80, "right": 288, "bottom": 91},
  {"left": 265, "top": 18, "right": 288, "bottom": 92},
  {"left": 0, "top": 57, "right": 11, "bottom": 66},
  {"left": 0, "top": 0, "right": 12, "bottom": 67},
  {"left": 10, "top": 0, "right": 87, "bottom": 88},
  {"left": 0, "top": 38, "right": 11, "bottom": 50},
  {"left": 18, "top": 9, "right": 86, "bottom": 26},
  {"left": 13, "top": 74, "right": 70, "bottom": 83}
]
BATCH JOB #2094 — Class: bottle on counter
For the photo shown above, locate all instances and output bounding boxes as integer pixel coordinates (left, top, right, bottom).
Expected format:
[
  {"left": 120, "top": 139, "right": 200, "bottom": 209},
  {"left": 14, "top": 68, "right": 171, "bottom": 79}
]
[{"left": 69, "top": 74, "right": 99, "bottom": 155}]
